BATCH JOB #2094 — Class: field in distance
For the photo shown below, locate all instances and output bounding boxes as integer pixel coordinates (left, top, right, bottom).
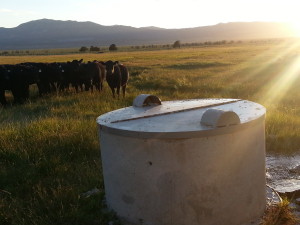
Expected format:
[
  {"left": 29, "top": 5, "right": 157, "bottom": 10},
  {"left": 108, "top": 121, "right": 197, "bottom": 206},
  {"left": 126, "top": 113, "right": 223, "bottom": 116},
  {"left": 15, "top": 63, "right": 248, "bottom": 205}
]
[{"left": 1, "top": 39, "right": 300, "bottom": 224}]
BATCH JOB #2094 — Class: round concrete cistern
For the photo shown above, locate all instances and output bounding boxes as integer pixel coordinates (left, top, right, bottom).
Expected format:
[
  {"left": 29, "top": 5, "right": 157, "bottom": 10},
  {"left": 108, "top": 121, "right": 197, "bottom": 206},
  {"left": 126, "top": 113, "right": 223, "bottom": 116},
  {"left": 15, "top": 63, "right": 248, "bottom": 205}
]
[{"left": 97, "top": 94, "right": 266, "bottom": 225}]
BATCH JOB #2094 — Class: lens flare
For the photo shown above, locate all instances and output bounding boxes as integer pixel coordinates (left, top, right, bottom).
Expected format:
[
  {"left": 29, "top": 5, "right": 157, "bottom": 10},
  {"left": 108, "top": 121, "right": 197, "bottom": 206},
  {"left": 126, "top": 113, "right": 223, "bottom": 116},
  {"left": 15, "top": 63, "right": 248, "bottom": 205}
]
[
  {"left": 260, "top": 50, "right": 300, "bottom": 105},
  {"left": 289, "top": 22, "right": 300, "bottom": 37}
]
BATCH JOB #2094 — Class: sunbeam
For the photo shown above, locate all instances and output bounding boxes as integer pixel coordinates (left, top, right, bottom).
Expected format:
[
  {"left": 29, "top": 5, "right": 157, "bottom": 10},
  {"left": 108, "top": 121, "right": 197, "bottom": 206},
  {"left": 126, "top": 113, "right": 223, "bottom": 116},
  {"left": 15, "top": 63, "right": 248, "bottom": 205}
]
[
  {"left": 260, "top": 51, "right": 300, "bottom": 105},
  {"left": 233, "top": 40, "right": 300, "bottom": 85}
]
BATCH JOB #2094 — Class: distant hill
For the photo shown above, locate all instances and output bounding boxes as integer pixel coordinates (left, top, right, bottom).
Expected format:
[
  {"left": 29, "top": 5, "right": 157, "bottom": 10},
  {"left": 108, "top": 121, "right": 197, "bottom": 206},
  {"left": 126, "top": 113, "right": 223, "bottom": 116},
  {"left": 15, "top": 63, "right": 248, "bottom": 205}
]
[{"left": 0, "top": 19, "right": 296, "bottom": 50}]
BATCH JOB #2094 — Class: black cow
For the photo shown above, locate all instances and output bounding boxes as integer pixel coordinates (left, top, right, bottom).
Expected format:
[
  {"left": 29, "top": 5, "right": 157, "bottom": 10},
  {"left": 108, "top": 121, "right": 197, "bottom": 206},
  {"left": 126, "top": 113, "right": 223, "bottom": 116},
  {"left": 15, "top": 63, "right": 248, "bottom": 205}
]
[
  {"left": 77, "top": 61, "right": 103, "bottom": 92},
  {"left": 101, "top": 60, "right": 129, "bottom": 98},
  {"left": 59, "top": 59, "right": 83, "bottom": 92},
  {"left": 22, "top": 62, "right": 58, "bottom": 96},
  {"left": 0, "top": 65, "right": 10, "bottom": 105},
  {"left": 0, "top": 64, "right": 38, "bottom": 106},
  {"left": 93, "top": 60, "right": 106, "bottom": 91}
]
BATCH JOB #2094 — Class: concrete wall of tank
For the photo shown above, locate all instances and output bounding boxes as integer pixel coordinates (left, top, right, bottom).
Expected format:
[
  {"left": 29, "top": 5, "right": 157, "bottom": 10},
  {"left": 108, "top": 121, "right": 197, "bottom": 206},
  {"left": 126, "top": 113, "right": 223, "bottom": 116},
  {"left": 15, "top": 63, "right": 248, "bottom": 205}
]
[{"left": 99, "top": 121, "right": 266, "bottom": 225}]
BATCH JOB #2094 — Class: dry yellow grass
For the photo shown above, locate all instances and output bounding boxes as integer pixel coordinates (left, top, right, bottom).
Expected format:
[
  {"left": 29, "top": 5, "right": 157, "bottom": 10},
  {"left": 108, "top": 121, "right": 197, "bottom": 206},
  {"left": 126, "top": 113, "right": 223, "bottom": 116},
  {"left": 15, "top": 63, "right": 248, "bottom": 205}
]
[{"left": 1, "top": 40, "right": 300, "bottom": 224}]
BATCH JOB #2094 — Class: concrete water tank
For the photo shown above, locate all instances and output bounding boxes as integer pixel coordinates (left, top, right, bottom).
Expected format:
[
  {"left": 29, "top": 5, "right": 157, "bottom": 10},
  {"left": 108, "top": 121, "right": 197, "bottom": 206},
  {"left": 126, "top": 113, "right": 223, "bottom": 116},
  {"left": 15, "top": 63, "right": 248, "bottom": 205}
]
[{"left": 97, "top": 94, "right": 266, "bottom": 225}]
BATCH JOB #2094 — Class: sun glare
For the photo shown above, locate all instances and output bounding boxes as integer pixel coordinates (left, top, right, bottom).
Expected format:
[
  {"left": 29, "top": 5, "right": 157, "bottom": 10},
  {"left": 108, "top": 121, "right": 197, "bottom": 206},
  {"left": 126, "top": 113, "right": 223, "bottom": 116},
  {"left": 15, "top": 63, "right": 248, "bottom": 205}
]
[
  {"left": 260, "top": 47, "right": 300, "bottom": 105},
  {"left": 288, "top": 22, "right": 300, "bottom": 37}
]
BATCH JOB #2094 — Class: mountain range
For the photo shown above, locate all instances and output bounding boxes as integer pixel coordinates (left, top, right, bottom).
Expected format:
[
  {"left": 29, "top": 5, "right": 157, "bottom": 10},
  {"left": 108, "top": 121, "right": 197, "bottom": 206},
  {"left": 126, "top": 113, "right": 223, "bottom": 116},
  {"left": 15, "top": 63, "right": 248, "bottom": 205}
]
[{"left": 0, "top": 19, "right": 297, "bottom": 50}]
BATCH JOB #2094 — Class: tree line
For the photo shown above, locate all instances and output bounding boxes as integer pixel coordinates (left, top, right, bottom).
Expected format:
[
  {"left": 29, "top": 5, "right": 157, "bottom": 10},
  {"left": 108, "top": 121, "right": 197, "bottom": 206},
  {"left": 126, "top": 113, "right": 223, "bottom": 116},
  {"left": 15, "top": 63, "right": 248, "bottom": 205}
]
[
  {"left": 1, "top": 39, "right": 283, "bottom": 56},
  {"left": 78, "top": 40, "right": 244, "bottom": 53}
]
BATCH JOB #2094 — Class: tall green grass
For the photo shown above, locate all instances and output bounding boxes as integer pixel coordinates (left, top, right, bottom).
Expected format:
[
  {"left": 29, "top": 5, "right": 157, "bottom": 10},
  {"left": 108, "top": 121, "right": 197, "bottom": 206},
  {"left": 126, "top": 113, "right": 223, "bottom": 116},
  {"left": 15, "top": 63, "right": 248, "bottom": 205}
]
[
  {"left": 0, "top": 91, "right": 128, "bottom": 225},
  {"left": 1, "top": 40, "right": 300, "bottom": 224}
]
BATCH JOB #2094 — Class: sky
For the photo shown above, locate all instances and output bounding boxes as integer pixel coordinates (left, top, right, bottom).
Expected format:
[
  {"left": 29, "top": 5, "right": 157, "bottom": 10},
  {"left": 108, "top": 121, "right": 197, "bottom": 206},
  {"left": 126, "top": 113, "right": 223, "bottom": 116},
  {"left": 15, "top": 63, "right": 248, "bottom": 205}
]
[{"left": 1, "top": 0, "right": 300, "bottom": 29}]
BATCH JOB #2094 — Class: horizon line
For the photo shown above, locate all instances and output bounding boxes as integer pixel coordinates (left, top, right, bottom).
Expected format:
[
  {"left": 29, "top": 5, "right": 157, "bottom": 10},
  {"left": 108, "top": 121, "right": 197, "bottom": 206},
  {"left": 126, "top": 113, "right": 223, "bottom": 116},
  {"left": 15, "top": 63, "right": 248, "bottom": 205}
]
[{"left": 0, "top": 18, "right": 291, "bottom": 30}]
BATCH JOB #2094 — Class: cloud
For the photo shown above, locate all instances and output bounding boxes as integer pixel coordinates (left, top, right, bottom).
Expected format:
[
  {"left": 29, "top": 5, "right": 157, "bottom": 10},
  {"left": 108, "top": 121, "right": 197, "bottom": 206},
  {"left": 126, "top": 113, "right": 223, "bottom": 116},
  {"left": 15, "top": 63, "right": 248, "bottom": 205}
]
[
  {"left": 0, "top": 8, "right": 14, "bottom": 13},
  {"left": 0, "top": 8, "right": 40, "bottom": 28},
  {"left": 0, "top": 8, "right": 37, "bottom": 16}
]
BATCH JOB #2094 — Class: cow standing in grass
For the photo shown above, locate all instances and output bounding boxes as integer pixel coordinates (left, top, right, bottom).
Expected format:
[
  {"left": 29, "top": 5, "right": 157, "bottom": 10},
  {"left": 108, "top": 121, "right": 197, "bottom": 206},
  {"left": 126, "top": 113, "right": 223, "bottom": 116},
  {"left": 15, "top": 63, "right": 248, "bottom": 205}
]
[
  {"left": 59, "top": 59, "right": 83, "bottom": 92},
  {"left": 78, "top": 61, "right": 105, "bottom": 92},
  {"left": 0, "top": 64, "right": 38, "bottom": 105},
  {"left": 101, "top": 60, "right": 129, "bottom": 98}
]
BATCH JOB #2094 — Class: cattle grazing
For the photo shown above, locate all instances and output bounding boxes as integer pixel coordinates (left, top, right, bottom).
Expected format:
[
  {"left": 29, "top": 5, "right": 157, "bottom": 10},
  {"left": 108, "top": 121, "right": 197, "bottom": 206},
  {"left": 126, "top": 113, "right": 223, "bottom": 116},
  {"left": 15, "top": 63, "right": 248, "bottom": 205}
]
[
  {"left": 59, "top": 59, "right": 83, "bottom": 92},
  {"left": 101, "top": 60, "right": 129, "bottom": 98},
  {"left": 0, "top": 65, "right": 10, "bottom": 105},
  {"left": 28, "top": 62, "right": 62, "bottom": 95},
  {"left": 78, "top": 61, "right": 104, "bottom": 92},
  {"left": 0, "top": 59, "right": 128, "bottom": 106},
  {"left": 93, "top": 60, "right": 106, "bottom": 91},
  {"left": 0, "top": 64, "right": 37, "bottom": 105}
]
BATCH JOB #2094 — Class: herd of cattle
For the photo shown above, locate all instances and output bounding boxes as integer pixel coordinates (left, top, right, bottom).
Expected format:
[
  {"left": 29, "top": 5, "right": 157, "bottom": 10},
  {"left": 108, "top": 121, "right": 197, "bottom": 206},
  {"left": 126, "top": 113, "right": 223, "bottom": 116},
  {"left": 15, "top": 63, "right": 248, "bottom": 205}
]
[{"left": 0, "top": 59, "right": 129, "bottom": 106}]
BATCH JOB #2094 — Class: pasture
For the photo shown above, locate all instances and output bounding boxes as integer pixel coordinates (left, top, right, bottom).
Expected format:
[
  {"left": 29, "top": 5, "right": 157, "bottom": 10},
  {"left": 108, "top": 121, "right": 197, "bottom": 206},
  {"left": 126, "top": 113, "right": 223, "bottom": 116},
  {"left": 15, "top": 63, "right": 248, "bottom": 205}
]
[{"left": 1, "top": 39, "right": 300, "bottom": 224}]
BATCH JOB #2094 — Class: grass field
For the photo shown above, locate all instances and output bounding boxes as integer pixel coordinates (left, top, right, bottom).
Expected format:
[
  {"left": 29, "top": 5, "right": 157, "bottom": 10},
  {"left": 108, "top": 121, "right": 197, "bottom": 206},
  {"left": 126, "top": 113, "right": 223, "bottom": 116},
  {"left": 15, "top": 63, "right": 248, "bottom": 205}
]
[{"left": 1, "top": 39, "right": 300, "bottom": 224}]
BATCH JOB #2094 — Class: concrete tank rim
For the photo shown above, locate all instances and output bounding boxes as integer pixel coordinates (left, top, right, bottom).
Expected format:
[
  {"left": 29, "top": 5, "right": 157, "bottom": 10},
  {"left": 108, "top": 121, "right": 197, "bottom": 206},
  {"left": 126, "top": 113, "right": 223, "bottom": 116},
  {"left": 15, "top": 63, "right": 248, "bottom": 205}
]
[
  {"left": 97, "top": 98, "right": 266, "bottom": 139},
  {"left": 98, "top": 114, "right": 265, "bottom": 139},
  {"left": 97, "top": 98, "right": 265, "bottom": 122}
]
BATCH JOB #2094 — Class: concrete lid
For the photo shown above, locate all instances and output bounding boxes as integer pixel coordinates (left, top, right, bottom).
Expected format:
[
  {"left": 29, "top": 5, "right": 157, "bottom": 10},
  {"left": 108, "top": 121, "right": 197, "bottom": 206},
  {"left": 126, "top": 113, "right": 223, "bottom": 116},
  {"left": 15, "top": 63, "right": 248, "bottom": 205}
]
[{"left": 97, "top": 95, "right": 266, "bottom": 138}]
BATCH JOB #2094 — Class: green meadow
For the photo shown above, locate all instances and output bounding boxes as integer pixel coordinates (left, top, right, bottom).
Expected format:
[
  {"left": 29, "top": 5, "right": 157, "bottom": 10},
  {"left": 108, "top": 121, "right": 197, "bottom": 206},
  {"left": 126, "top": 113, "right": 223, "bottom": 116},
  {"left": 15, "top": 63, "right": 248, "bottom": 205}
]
[{"left": 1, "top": 39, "right": 300, "bottom": 224}]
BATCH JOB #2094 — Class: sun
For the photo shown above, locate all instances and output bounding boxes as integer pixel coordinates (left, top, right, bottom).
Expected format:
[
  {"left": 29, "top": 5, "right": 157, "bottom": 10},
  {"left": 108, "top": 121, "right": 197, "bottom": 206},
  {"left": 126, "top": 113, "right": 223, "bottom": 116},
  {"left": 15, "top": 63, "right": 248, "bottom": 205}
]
[{"left": 288, "top": 21, "right": 300, "bottom": 37}]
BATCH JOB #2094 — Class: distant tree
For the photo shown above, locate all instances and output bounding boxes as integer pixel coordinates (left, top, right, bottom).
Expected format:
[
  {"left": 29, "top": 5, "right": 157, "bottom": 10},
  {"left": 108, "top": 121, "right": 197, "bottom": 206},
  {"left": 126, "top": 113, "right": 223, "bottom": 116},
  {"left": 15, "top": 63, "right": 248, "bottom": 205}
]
[
  {"left": 173, "top": 40, "right": 181, "bottom": 48},
  {"left": 204, "top": 41, "right": 212, "bottom": 45},
  {"left": 109, "top": 44, "right": 117, "bottom": 51},
  {"left": 79, "top": 46, "right": 88, "bottom": 52},
  {"left": 90, "top": 46, "right": 100, "bottom": 52}
]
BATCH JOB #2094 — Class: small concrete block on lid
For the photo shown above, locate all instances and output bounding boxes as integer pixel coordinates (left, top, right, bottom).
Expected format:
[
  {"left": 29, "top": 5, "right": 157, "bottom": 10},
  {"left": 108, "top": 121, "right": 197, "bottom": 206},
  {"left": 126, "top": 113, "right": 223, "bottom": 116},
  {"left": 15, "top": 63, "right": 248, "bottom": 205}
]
[
  {"left": 133, "top": 94, "right": 162, "bottom": 107},
  {"left": 201, "top": 108, "right": 241, "bottom": 128}
]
